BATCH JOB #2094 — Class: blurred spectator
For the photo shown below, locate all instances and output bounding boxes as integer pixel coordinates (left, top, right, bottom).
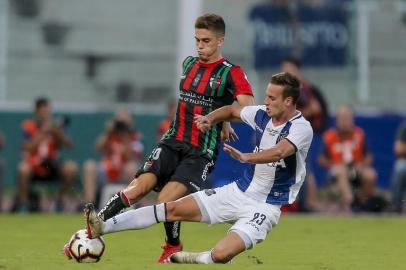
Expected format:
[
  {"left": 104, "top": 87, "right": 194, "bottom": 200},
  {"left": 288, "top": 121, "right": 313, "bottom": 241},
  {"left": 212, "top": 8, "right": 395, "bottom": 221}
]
[
  {"left": 13, "top": 97, "right": 78, "bottom": 212},
  {"left": 281, "top": 57, "right": 328, "bottom": 134},
  {"left": 156, "top": 100, "right": 177, "bottom": 142},
  {"left": 82, "top": 109, "right": 144, "bottom": 207},
  {"left": 391, "top": 121, "right": 406, "bottom": 213},
  {"left": 281, "top": 57, "right": 329, "bottom": 212},
  {"left": 0, "top": 131, "right": 4, "bottom": 211},
  {"left": 319, "top": 105, "right": 379, "bottom": 212}
]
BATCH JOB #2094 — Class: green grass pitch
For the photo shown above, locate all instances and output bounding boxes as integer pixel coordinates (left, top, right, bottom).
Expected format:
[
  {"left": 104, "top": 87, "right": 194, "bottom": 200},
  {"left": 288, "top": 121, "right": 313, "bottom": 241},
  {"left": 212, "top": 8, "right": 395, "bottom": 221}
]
[{"left": 0, "top": 214, "right": 404, "bottom": 270}]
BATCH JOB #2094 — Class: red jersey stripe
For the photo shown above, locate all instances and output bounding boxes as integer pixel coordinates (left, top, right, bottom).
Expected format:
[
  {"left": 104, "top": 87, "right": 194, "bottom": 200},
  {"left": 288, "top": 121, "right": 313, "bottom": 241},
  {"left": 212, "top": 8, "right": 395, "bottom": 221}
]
[
  {"left": 191, "top": 105, "right": 203, "bottom": 146},
  {"left": 182, "top": 63, "right": 200, "bottom": 90},
  {"left": 196, "top": 64, "right": 216, "bottom": 94},
  {"left": 176, "top": 101, "right": 187, "bottom": 141}
]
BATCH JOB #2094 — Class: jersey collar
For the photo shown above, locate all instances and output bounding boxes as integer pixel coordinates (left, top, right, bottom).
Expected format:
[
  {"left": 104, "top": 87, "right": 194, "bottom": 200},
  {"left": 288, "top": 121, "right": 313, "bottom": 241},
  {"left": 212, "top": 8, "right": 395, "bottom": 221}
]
[{"left": 197, "top": 57, "right": 225, "bottom": 67}]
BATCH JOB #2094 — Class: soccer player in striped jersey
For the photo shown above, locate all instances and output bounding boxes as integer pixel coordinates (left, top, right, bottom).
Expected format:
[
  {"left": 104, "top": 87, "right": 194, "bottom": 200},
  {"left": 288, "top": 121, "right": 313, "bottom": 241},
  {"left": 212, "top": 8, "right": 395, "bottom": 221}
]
[
  {"left": 84, "top": 13, "right": 254, "bottom": 263},
  {"left": 84, "top": 72, "right": 313, "bottom": 264}
]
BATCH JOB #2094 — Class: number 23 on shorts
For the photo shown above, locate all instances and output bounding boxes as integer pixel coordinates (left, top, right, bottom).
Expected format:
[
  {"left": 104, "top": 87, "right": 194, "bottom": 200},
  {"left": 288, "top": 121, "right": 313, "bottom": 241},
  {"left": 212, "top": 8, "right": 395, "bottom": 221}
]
[{"left": 249, "top": 212, "right": 266, "bottom": 225}]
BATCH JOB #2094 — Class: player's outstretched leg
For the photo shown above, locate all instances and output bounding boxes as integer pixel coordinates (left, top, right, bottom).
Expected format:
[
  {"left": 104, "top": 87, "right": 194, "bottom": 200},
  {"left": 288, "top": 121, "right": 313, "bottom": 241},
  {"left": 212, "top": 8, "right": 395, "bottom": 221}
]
[
  {"left": 98, "top": 191, "right": 130, "bottom": 221},
  {"left": 97, "top": 174, "right": 158, "bottom": 221},
  {"left": 170, "top": 251, "right": 214, "bottom": 264},
  {"left": 84, "top": 203, "right": 104, "bottom": 238},
  {"left": 171, "top": 231, "right": 247, "bottom": 264}
]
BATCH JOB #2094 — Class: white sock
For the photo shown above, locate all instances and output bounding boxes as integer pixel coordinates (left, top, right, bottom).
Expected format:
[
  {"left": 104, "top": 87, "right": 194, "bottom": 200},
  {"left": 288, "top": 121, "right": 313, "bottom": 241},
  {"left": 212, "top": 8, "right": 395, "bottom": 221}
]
[
  {"left": 196, "top": 251, "right": 214, "bottom": 264},
  {"left": 103, "top": 204, "right": 166, "bottom": 234}
]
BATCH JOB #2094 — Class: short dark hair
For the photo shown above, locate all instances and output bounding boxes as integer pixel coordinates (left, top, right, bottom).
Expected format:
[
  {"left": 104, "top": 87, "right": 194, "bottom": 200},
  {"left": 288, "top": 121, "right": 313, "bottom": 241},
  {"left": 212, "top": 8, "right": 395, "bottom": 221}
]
[
  {"left": 195, "top": 13, "right": 225, "bottom": 36},
  {"left": 282, "top": 56, "right": 301, "bottom": 69},
  {"left": 271, "top": 72, "right": 300, "bottom": 104},
  {"left": 35, "top": 97, "right": 49, "bottom": 110}
]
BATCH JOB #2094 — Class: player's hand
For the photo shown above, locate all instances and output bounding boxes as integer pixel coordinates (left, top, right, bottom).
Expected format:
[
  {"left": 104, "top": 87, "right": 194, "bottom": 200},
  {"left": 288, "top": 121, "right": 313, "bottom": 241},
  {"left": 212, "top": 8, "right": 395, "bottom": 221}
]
[
  {"left": 194, "top": 114, "right": 211, "bottom": 133},
  {"left": 220, "top": 122, "right": 239, "bottom": 142},
  {"left": 223, "top": 143, "right": 248, "bottom": 163}
]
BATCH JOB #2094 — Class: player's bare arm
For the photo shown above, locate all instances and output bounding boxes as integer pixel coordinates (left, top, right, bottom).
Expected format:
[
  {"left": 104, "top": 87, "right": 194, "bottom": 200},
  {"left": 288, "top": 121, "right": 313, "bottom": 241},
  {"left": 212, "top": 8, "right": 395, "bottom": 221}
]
[
  {"left": 194, "top": 104, "right": 244, "bottom": 133},
  {"left": 224, "top": 139, "right": 296, "bottom": 164},
  {"left": 220, "top": 94, "right": 253, "bottom": 141},
  {"left": 236, "top": 94, "right": 254, "bottom": 106}
]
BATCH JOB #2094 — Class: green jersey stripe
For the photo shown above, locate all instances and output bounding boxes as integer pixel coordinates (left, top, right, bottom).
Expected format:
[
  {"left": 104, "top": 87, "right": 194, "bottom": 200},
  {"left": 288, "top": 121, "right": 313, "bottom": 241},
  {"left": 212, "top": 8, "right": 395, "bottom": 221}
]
[{"left": 217, "top": 66, "right": 231, "bottom": 96}]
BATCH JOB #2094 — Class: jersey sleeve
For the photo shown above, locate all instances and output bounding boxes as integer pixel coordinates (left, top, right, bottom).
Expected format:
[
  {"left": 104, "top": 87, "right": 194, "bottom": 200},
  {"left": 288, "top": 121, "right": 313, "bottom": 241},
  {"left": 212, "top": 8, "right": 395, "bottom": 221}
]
[
  {"left": 181, "top": 56, "right": 197, "bottom": 75},
  {"left": 229, "top": 66, "right": 254, "bottom": 98},
  {"left": 286, "top": 121, "right": 313, "bottom": 152},
  {"left": 240, "top": 105, "right": 266, "bottom": 130}
]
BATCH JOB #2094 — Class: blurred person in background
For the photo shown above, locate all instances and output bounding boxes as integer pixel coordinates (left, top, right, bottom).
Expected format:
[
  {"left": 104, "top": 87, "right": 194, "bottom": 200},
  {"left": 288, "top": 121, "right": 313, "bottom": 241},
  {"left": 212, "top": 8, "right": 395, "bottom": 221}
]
[
  {"left": 156, "top": 99, "right": 177, "bottom": 142},
  {"left": 82, "top": 108, "right": 144, "bottom": 207},
  {"left": 0, "top": 131, "right": 4, "bottom": 211},
  {"left": 319, "top": 105, "right": 379, "bottom": 213},
  {"left": 13, "top": 97, "right": 78, "bottom": 212},
  {"left": 84, "top": 13, "right": 254, "bottom": 263},
  {"left": 281, "top": 57, "right": 328, "bottom": 134},
  {"left": 281, "top": 57, "right": 329, "bottom": 212},
  {"left": 391, "top": 121, "right": 406, "bottom": 213}
]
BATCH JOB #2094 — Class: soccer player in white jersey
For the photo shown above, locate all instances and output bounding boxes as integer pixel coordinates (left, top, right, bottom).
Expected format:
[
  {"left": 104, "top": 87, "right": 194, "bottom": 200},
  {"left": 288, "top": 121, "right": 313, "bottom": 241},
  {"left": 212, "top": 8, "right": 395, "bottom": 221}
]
[{"left": 84, "top": 72, "right": 313, "bottom": 264}]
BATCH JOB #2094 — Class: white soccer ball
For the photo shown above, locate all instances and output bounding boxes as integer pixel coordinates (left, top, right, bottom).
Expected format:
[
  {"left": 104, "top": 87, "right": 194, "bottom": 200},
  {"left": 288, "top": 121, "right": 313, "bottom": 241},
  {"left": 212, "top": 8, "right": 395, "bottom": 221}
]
[{"left": 65, "top": 229, "right": 105, "bottom": 263}]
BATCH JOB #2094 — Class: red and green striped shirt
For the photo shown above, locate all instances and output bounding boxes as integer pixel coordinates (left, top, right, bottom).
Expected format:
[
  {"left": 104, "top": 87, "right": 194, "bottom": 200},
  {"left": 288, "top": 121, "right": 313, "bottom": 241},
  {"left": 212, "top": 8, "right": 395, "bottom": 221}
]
[{"left": 162, "top": 56, "right": 253, "bottom": 159}]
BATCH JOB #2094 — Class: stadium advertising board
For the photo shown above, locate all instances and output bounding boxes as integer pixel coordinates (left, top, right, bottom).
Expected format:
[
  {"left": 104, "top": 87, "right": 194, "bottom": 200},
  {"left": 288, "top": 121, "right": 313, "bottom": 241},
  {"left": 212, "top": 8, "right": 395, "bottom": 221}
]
[{"left": 249, "top": 4, "right": 349, "bottom": 68}]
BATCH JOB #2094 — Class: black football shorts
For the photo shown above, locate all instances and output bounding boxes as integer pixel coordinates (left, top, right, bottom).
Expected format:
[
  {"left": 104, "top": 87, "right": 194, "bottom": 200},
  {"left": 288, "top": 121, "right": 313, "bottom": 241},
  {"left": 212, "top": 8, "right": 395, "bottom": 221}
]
[{"left": 136, "top": 140, "right": 214, "bottom": 193}]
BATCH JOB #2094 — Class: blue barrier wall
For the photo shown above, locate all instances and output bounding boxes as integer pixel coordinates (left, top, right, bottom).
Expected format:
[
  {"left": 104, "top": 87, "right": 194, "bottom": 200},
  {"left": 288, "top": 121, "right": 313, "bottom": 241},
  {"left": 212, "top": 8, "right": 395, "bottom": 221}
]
[{"left": 0, "top": 111, "right": 404, "bottom": 190}]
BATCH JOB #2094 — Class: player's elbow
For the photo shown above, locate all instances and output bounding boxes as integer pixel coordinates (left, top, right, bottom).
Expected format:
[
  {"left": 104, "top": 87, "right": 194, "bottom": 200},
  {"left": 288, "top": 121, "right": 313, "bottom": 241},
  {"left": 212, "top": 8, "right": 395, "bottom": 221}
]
[
  {"left": 230, "top": 106, "right": 242, "bottom": 121},
  {"left": 273, "top": 149, "right": 284, "bottom": 161}
]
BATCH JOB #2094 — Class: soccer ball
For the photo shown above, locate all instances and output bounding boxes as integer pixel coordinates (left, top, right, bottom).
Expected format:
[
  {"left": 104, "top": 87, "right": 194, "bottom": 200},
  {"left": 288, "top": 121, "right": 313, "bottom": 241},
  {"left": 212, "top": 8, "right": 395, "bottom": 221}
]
[{"left": 64, "top": 229, "right": 105, "bottom": 263}]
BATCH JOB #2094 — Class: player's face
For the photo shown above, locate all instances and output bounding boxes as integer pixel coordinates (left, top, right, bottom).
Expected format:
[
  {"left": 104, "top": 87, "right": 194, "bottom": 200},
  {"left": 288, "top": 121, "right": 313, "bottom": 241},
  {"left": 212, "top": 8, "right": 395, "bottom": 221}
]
[
  {"left": 264, "top": 83, "right": 289, "bottom": 118},
  {"left": 195, "top": 28, "right": 224, "bottom": 63}
]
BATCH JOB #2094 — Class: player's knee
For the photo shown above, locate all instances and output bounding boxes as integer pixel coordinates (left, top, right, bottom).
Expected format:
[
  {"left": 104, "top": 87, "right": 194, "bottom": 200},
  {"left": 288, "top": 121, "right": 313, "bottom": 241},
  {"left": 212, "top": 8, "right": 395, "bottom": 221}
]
[
  {"left": 164, "top": 201, "right": 180, "bottom": 221},
  {"left": 123, "top": 181, "right": 149, "bottom": 202},
  {"left": 211, "top": 247, "right": 233, "bottom": 263}
]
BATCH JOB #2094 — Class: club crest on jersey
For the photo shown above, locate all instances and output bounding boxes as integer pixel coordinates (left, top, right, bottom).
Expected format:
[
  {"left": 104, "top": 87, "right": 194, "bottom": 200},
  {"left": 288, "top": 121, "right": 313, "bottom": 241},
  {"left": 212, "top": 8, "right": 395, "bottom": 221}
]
[
  {"left": 209, "top": 76, "right": 222, "bottom": 90},
  {"left": 266, "top": 128, "right": 279, "bottom": 136}
]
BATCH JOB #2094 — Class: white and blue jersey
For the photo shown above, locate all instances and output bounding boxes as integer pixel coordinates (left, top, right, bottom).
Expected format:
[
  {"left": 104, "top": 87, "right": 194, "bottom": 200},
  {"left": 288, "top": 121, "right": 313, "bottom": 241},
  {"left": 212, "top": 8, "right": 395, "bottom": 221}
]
[{"left": 237, "top": 105, "right": 313, "bottom": 205}]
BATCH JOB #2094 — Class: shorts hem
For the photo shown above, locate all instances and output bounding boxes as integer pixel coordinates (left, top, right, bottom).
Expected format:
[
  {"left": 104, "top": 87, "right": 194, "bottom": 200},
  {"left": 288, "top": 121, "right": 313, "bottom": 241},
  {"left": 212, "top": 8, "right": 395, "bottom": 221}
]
[
  {"left": 192, "top": 192, "right": 212, "bottom": 224},
  {"left": 169, "top": 177, "right": 204, "bottom": 193},
  {"left": 228, "top": 228, "right": 254, "bottom": 250}
]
